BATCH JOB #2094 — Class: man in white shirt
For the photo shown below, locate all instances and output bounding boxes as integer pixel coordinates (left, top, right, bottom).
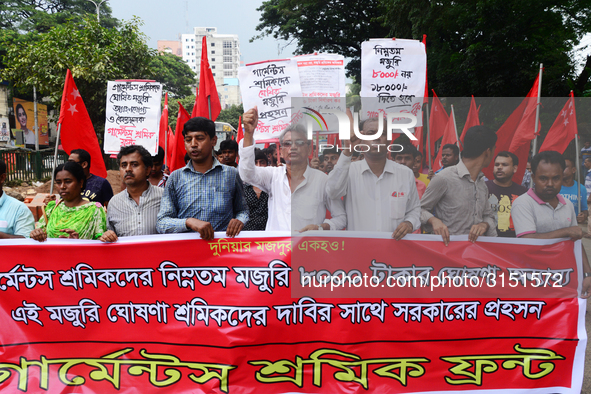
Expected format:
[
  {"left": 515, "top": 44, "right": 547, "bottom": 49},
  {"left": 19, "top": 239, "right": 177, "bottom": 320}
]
[
  {"left": 239, "top": 106, "right": 346, "bottom": 232},
  {"left": 325, "top": 116, "right": 420, "bottom": 239}
]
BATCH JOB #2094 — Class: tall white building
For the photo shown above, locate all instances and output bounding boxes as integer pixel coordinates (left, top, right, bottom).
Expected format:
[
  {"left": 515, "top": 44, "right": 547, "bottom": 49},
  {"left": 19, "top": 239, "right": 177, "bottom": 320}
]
[{"left": 181, "top": 27, "right": 242, "bottom": 108}]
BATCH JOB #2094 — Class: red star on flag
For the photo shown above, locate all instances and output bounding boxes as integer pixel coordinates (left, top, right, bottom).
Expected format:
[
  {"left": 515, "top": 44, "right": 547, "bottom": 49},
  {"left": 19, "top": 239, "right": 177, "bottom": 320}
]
[
  {"left": 70, "top": 89, "right": 81, "bottom": 100},
  {"left": 538, "top": 91, "right": 577, "bottom": 154},
  {"left": 67, "top": 104, "right": 78, "bottom": 116}
]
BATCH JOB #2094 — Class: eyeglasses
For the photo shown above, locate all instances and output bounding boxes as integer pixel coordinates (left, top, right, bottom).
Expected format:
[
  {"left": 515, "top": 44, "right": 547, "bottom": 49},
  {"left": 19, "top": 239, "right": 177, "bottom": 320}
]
[{"left": 282, "top": 140, "right": 308, "bottom": 148}]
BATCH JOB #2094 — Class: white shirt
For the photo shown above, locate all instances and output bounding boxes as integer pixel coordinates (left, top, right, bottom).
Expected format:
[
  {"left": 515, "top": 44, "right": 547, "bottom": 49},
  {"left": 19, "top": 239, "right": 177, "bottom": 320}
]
[
  {"left": 326, "top": 154, "right": 421, "bottom": 232},
  {"left": 239, "top": 143, "right": 346, "bottom": 232}
]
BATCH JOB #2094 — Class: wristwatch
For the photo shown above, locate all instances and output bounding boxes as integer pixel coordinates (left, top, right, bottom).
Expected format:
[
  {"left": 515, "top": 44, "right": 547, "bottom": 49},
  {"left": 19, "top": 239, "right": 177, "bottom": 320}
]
[{"left": 584, "top": 272, "right": 591, "bottom": 278}]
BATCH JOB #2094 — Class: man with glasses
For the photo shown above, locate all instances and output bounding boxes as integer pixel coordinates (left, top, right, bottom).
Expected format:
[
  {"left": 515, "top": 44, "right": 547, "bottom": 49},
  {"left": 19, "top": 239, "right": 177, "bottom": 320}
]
[{"left": 239, "top": 107, "right": 345, "bottom": 232}]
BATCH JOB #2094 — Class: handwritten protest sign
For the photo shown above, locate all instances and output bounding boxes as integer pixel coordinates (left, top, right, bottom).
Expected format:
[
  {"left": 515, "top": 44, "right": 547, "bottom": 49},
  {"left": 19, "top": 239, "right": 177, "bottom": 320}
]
[
  {"left": 360, "top": 39, "right": 426, "bottom": 126},
  {"left": 103, "top": 81, "right": 162, "bottom": 155},
  {"left": 293, "top": 54, "right": 346, "bottom": 134},
  {"left": 238, "top": 59, "right": 302, "bottom": 141}
]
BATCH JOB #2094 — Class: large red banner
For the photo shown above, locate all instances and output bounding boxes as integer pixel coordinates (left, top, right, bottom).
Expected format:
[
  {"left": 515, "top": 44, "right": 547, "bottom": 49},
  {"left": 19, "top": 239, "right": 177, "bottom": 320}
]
[{"left": 0, "top": 233, "right": 585, "bottom": 393}]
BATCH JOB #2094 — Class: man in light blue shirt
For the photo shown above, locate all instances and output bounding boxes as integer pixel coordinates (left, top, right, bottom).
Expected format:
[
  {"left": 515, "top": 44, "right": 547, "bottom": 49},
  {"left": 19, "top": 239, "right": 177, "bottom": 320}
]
[
  {"left": 560, "top": 157, "right": 588, "bottom": 223},
  {"left": 0, "top": 159, "right": 35, "bottom": 238},
  {"left": 157, "top": 117, "right": 248, "bottom": 240}
]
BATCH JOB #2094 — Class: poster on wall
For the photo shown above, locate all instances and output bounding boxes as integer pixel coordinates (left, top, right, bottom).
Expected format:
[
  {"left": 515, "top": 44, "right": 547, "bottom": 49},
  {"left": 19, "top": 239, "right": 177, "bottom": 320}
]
[
  {"left": 0, "top": 117, "right": 10, "bottom": 142},
  {"left": 13, "top": 98, "right": 49, "bottom": 146}
]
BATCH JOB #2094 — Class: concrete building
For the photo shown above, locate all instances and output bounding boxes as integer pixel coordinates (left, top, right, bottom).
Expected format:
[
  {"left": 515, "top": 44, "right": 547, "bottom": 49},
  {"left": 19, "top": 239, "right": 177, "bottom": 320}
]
[
  {"left": 181, "top": 27, "right": 242, "bottom": 108},
  {"left": 157, "top": 40, "right": 182, "bottom": 57}
]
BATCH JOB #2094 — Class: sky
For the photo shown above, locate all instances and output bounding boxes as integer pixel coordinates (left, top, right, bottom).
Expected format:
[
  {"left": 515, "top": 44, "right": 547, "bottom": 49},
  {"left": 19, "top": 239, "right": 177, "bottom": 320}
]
[{"left": 109, "top": 0, "right": 295, "bottom": 65}]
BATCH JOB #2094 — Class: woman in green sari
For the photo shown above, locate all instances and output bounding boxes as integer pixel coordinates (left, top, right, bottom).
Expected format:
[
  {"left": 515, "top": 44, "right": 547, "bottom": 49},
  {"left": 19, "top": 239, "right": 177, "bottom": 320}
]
[{"left": 30, "top": 161, "right": 106, "bottom": 241}]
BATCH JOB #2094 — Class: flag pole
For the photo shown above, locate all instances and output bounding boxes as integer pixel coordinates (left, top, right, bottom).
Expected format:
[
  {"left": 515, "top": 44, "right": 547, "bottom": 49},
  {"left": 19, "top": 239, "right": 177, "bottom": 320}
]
[
  {"left": 572, "top": 91, "right": 581, "bottom": 215},
  {"left": 164, "top": 125, "right": 168, "bottom": 168},
  {"left": 450, "top": 105, "right": 459, "bottom": 149},
  {"left": 425, "top": 101, "right": 432, "bottom": 171},
  {"left": 49, "top": 123, "right": 62, "bottom": 195},
  {"left": 208, "top": 96, "right": 212, "bottom": 120},
  {"left": 531, "top": 63, "right": 543, "bottom": 155}
]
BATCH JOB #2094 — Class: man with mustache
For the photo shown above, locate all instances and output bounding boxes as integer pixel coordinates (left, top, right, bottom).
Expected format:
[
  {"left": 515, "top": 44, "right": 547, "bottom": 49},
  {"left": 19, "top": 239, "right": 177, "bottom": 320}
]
[
  {"left": 486, "top": 151, "right": 527, "bottom": 237},
  {"left": 512, "top": 150, "right": 591, "bottom": 298},
  {"left": 157, "top": 117, "right": 248, "bottom": 240},
  {"left": 99, "top": 145, "right": 163, "bottom": 242}
]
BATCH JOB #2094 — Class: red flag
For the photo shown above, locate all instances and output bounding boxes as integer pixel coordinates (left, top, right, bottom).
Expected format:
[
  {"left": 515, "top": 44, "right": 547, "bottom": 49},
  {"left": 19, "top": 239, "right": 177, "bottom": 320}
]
[
  {"left": 459, "top": 96, "right": 480, "bottom": 145},
  {"left": 166, "top": 126, "right": 174, "bottom": 167},
  {"left": 159, "top": 92, "right": 169, "bottom": 151},
  {"left": 429, "top": 91, "right": 449, "bottom": 158},
  {"left": 411, "top": 35, "right": 428, "bottom": 155},
  {"left": 539, "top": 92, "right": 577, "bottom": 154},
  {"left": 507, "top": 75, "right": 540, "bottom": 183},
  {"left": 58, "top": 69, "right": 107, "bottom": 178},
  {"left": 194, "top": 36, "right": 221, "bottom": 121},
  {"left": 170, "top": 103, "right": 191, "bottom": 172},
  {"left": 432, "top": 109, "right": 458, "bottom": 172},
  {"left": 190, "top": 86, "right": 200, "bottom": 118},
  {"left": 482, "top": 74, "right": 540, "bottom": 182},
  {"left": 236, "top": 116, "right": 244, "bottom": 144}
]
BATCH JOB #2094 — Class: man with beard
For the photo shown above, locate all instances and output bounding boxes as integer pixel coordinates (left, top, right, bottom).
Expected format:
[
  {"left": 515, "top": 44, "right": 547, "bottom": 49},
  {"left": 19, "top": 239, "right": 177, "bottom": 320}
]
[
  {"left": 239, "top": 107, "right": 345, "bottom": 232},
  {"left": 512, "top": 150, "right": 591, "bottom": 298},
  {"left": 322, "top": 147, "right": 340, "bottom": 174},
  {"left": 157, "top": 117, "right": 248, "bottom": 240},
  {"left": 99, "top": 145, "right": 163, "bottom": 242},
  {"left": 219, "top": 139, "right": 239, "bottom": 167},
  {"left": 326, "top": 116, "right": 420, "bottom": 239},
  {"left": 485, "top": 151, "right": 527, "bottom": 237}
]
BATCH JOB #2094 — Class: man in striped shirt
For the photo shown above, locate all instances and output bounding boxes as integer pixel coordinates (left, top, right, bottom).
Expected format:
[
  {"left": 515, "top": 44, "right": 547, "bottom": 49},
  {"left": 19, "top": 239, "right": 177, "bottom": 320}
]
[{"left": 99, "top": 145, "right": 163, "bottom": 242}]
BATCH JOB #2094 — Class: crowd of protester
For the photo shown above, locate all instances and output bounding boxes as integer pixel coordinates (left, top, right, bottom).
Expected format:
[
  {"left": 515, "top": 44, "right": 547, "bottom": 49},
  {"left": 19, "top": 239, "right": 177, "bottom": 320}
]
[{"left": 0, "top": 107, "right": 590, "bottom": 296}]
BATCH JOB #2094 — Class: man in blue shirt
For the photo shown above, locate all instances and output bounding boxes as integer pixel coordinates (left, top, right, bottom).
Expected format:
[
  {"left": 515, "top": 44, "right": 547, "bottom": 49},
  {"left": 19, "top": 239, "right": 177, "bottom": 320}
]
[
  {"left": 560, "top": 157, "right": 588, "bottom": 223},
  {"left": 0, "top": 159, "right": 35, "bottom": 238},
  {"left": 157, "top": 117, "right": 248, "bottom": 240}
]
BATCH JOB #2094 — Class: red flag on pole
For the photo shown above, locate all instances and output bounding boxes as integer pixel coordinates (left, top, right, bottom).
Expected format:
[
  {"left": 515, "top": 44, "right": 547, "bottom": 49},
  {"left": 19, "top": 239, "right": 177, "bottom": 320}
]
[
  {"left": 432, "top": 108, "right": 458, "bottom": 172},
  {"left": 236, "top": 116, "right": 244, "bottom": 144},
  {"left": 194, "top": 36, "right": 221, "bottom": 121},
  {"left": 539, "top": 92, "right": 577, "bottom": 154},
  {"left": 58, "top": 69, "right": 107, "bottom": 178},
  {"left": 482, "top": 74, "right": 540, "bottom": 181},
  {"left": 459, "top": 96, "right": 480, "bottom": 145},
  {"left": 166, "top": 126, "right": 174, "bottom": 167},
  {"left": 159, "top": 92, "right": 169, "bottom": 150},
  {"left": 429, "top": 90, "right": 449, "bottom": 157},
  {"left": 190, "top": 86, "right": 199, "bottom": 118},
  {"left": 170, "top": 103, "right": 191, "bottom": 172}
]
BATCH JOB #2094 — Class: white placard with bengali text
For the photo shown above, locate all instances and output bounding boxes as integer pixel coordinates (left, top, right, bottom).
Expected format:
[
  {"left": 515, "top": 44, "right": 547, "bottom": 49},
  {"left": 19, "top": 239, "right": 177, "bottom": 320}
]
[
  {"left": 103, "top": 81, "right": 162, "bottom": 155},
  {"left": 293, "top": 53, "right": 346, "bottom": 134},
  {"left": 360, "top": 38, "right": 426, "bottom": 126},
  {"left": 238, "top": 59, "right": 302, "bottom": 141}
]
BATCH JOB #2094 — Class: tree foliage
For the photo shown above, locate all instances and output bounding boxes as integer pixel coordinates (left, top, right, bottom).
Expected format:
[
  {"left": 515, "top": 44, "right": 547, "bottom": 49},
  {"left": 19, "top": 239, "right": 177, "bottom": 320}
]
[
  {"left": 255, "top": 0, "right": 591, "bottom": 96},
  {"left": 1, "top": 17, "right": 155, "bottom": 138},
  {"left": 150, "top": 52, "right": 196, "bottom": 98},
  {"left": 217, "top": 104, "right": 244, "bottom": 130}
]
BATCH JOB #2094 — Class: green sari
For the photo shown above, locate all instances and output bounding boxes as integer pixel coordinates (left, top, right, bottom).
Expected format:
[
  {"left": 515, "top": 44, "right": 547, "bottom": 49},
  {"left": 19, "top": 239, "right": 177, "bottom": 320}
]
[{"left": 38, "top": 200, "right": 107, "bottom": 240}]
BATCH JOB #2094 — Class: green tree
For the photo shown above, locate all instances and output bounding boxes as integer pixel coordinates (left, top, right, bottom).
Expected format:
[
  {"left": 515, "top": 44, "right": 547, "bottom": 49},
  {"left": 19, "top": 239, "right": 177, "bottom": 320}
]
[
  {"left": 1, "top": 17, "right": 155, "bottom": 139},
  {"left": 254, "top": 0, "right": 389, "bottom": 79},
  {"left": 0, "top": 0, "right": 117, "bottom": 32},
  {"left": 217, "top": 104, "right": 244, "bottom": 129},
  {"left": 255, "top": 0, "right": 591, "bottom": 96},
  {"left": 150, "top": 52, "right": 196, "bottom": 98}
]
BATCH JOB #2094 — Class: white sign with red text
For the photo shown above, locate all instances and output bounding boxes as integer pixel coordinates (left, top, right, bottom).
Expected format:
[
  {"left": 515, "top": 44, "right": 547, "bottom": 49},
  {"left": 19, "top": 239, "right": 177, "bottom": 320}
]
[
  {"left": 238, "top": 59, "right": 302, "bottom": 141},
  {"left": 103, "top": 81, "right": 162, "bottom": 155},
  {"left": 360, "top": 38, "right": 426, "bottom": 126}
]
